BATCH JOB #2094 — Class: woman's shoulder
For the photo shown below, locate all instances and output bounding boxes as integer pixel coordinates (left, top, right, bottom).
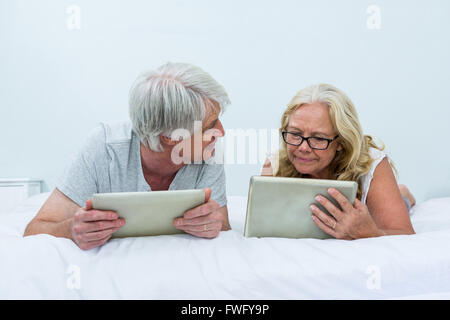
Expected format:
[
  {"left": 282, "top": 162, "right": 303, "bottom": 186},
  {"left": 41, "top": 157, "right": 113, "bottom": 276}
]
[
  {"left": 360, "top": 147, "right": 390, "bottom": 203},
  {"left": 369, "top": 147, "right": 386, "bottom": 161}
]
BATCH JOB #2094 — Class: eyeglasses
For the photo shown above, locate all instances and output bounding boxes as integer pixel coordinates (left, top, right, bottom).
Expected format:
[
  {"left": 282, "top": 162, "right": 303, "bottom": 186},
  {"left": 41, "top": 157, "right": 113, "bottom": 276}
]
[{"left": 281, "top": 131, "right": 339, "bottom": 150}]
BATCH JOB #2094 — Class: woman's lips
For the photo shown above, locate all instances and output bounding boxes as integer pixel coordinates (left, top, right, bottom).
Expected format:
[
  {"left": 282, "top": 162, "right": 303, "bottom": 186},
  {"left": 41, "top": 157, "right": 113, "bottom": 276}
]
[{"left": 294, "top": 155, "right": 316, "bottom": 163}]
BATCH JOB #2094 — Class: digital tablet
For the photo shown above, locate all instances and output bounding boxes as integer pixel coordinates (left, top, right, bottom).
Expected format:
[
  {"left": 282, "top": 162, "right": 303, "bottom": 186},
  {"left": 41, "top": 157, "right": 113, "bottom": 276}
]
[
  {"left": 244, "top": 176, "right": 358, "bottom": 239},
  {"left": 92, "top": 189, "right": 205, "bottom": 238}
]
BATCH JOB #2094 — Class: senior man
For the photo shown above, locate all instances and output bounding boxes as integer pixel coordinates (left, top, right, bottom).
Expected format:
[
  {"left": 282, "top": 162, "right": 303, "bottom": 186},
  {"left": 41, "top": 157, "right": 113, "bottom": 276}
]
[{"left": 24, "top": 62, "right": 231, "bottom": 250}]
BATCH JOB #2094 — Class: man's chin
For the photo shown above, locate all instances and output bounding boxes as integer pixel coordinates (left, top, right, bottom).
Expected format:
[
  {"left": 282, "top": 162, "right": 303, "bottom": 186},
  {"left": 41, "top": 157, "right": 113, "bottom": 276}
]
[
  {"left": 198, "top": 149, "right": 215, "bottom": 163},
  {"left": 201, "top": 142, "right": 217, "bottom": 161},
  {"left": 205, "top": 148, "right": 216, "bottom": 158}
]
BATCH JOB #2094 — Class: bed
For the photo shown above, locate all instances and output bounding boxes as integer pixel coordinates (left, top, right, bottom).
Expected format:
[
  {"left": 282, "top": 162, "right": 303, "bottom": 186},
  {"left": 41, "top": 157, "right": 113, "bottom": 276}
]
[{"left": 1, "top": 192, "right": 450, "bottom": 299}]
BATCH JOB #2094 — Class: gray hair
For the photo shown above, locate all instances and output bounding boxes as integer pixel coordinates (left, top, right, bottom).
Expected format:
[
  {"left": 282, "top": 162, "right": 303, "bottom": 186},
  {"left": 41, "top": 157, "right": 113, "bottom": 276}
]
[{"left": 129, "top": 62, "right": 231, "bottom": 152}]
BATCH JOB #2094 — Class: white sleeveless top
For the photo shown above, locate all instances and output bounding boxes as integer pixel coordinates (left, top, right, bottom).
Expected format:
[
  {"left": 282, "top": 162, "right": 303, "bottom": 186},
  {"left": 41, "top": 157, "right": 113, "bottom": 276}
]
[{"left": 265, "top": 148, "right": 389, "bottom": 205}]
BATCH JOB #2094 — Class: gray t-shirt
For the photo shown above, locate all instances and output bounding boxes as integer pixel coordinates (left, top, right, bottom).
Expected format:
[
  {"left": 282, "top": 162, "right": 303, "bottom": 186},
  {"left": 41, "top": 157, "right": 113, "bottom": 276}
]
[{"left": 56, "top": 121, "right": 227, "bottom": 208}]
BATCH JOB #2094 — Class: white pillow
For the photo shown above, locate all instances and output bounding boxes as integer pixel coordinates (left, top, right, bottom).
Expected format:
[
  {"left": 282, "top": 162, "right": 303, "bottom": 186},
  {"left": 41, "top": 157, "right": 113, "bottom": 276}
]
[{"left": 9, "top": 192, "right": 51, "bottom": 214}]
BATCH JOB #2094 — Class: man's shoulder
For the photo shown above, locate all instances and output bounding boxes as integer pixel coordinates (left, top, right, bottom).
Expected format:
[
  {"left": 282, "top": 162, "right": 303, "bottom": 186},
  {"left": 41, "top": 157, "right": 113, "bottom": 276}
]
[
  {"left": 189, "top": 157, "right": 225, "bottom": 180},
  {"left": 100, "top": 120, "right": 133, "bottom": 145},
  {"left": 81, "top": 120, "right": 134, "bottom": 162}
]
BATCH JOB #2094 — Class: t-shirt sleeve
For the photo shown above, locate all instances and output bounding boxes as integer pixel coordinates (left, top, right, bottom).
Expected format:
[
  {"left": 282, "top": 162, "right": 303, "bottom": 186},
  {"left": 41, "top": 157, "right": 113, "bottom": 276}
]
[
  {"left": 360, "top": 148, "right": 391, "bottom": 205},
  {"left": 56, "top": 125, "right": 107, "bottom": 207},
  {"left": 196, "top": 163, "right": 227, "bottom": 207}
]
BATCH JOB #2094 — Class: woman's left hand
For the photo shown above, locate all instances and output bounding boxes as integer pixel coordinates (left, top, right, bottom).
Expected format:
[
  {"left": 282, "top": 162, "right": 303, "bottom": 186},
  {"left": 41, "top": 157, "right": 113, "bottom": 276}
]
[{"left": 310, "top": 188, "right": 385, "bottom": 240}]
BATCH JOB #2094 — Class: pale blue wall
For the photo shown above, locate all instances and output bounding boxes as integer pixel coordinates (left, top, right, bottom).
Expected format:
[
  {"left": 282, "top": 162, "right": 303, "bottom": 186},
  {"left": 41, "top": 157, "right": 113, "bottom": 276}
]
[{"left": 1, "top": 0, "right": 449, "bottom": 202}]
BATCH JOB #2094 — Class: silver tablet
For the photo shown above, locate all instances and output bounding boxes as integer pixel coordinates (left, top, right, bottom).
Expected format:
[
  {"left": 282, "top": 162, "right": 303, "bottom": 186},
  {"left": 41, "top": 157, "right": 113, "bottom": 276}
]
[
  {"left": 92, "top": 189, "right": 205, "bottom": 238},
  {"left": 244, "top": 176, "right": 358, "bottom": 239}
]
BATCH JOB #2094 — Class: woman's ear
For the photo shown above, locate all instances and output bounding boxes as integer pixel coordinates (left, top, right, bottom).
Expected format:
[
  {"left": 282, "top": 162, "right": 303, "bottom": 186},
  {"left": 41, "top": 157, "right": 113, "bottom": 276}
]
[{"left": 336, "top": 143, "right": 343, "bottom": 152}]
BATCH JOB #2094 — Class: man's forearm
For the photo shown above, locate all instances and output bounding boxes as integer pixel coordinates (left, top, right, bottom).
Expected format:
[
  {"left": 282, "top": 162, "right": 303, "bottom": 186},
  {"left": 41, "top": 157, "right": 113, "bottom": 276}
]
[{"left": 24, "top": 218, "right": 73, "bottom": 240}]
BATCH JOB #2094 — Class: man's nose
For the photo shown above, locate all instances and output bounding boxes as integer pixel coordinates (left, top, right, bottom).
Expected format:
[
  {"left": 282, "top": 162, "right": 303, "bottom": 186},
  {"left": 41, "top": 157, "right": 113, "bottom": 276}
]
[{"left": 216, "top": 119, "right": 225, "bottom": 137}]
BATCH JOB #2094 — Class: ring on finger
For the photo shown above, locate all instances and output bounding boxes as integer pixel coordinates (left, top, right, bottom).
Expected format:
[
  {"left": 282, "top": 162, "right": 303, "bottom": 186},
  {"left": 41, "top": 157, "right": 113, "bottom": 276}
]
[{"left": 331, "top": 220, "right": 337, "bottom": 229}]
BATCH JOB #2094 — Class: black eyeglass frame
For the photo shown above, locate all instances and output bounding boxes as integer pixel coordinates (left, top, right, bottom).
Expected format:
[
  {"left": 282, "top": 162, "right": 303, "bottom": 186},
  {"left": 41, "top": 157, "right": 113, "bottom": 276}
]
[{"left": 281, "top": 130, "right": 339, "bottom": 150}]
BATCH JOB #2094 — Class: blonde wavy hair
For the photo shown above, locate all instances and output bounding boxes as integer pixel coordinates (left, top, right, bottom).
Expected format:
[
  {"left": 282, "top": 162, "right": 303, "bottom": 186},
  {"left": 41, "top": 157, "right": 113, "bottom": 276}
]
[{"left": 275, "top": 83, "right": 393, "bottom": 200}]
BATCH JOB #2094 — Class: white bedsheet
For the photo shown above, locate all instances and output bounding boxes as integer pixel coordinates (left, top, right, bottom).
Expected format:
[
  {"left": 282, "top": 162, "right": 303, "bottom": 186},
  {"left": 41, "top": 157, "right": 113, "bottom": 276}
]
[{"left": 1, "top": 193, "right": 450, "bottom": 299}]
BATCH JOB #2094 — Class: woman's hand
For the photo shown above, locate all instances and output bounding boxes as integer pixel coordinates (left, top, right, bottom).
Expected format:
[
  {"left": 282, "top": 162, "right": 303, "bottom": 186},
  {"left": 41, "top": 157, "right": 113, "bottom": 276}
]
[{"left": 310, "top": 188, "right": 385, "bottom": 240}]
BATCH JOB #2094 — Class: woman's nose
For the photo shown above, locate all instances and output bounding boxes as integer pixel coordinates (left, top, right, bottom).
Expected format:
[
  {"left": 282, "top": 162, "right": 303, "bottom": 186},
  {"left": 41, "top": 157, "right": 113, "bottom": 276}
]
[{"left": 298, "top": 139, "right": 312, "bottom": 152}]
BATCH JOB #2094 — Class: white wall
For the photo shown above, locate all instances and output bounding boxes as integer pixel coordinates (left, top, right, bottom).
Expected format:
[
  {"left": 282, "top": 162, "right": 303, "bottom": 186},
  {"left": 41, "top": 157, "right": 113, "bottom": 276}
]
[{"left": 1, "top": 0, "right": 449, "bottom": 202}]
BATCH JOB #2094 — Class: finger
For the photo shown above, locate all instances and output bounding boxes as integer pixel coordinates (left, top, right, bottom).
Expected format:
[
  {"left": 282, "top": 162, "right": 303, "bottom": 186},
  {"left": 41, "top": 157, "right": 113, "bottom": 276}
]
[
  {"left": 177, "top": 224, "right": 208, "bottom": 233},
  {"left": 174, "top": 216, "right": 208, "bottom": 228},
  {"left": 327, "top": 188, "right": 354, "bottom": 213},
  {"left": 78, "top": 210, "right": 119, "bottom": 222},
  {"left": 84, "top": 226, "right": 122, "bottom": 242},
  {"left": 184, "top": 229, "right": 219, "bottom": 239},
  {"left": 84, "top": 199, "right": 93, "bottom": 211},
  {"left": 183, "top": 200, "right": 220, "bottom": 219},
  {"left": 177, "top": 221, "right": 221, "bottom": 233},
  {"left": 80, "top": 236, "right": 110, "bottom": 250},
  {"left": 174, "top": 211, "right": 222, "bottom": 227},
  {"left": 81, "top": 218, "right": 125, "bottom": 233},
  {"left": 314, "top": 195, "right": 343, "bottom": 221},
  {"left": 310, "top": 204, "right": 337, "bottom": 230},
  {"left": 353, "top": 198, "right": 365, "bottom": 210},
  {"left": 311, "top": 214, "right": 337, "bottom": 238},
  {"left": 204, "top": 188, "right": 211, "bottom": 203}
]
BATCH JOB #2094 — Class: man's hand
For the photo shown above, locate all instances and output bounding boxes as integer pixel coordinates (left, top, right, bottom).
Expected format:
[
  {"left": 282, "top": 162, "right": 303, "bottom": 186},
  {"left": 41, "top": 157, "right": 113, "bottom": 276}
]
[
  {"left": 173, "top": 188, "right": 228, "bottom": 238},
  {"left": 71, "top": 199, "right": 126, "bottom": 250}
]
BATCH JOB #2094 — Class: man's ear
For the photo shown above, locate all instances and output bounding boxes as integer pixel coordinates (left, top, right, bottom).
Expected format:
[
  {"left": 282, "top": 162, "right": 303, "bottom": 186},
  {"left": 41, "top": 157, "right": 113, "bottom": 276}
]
[{"left": 160, "top": 135, "right": 179, "bottom": 146}]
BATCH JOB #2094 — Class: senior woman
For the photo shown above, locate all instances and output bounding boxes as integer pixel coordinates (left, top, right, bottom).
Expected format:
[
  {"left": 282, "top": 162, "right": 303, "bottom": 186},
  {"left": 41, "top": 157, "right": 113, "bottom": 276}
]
[
  {"left": 24, "top": 62, "right": 231, "bottom": 250},
  {"left": 262, "top": 84, "right": 415, "bottom": 240}
]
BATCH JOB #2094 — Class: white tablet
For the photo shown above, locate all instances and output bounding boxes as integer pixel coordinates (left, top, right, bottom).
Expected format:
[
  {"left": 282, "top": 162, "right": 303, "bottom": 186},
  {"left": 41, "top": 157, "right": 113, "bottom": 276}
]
[
  {"left": 244, "top": 176, "right": 358, "bottom": 239},
  {"left": 92, "top": 189, "right": 205, "bottom": 238}
]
